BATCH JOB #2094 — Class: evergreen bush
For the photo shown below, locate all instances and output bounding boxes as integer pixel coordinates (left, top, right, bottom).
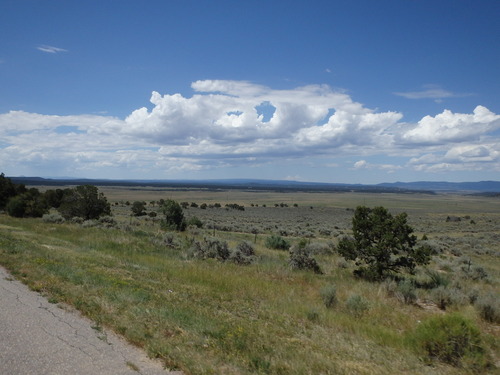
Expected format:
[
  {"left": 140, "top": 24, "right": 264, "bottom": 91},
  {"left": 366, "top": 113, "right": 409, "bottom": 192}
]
[
  {"left": 187, "top": 216, "right": 203, "bottom": 228},
  {"left": 338, "top": 206, "right": 432, "bottom": 281},
  {"left": 411, "top": 313, "right": 489, "bottom": 368},
  {"left": 265, "top": 235, "right": 290, "bottom": 250}
]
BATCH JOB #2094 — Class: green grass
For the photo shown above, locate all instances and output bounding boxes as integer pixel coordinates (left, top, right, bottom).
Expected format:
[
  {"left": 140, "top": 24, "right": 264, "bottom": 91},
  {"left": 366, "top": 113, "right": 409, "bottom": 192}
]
[{"left": 1, "top": 190, "right": 499, "bottom": 374}]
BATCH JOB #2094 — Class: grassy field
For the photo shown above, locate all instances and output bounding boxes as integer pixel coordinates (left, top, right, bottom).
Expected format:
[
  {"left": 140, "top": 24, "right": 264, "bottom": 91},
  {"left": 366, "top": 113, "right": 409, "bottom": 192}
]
[{"left": 0, "top": 187, "right": 499, "bottom": 374}]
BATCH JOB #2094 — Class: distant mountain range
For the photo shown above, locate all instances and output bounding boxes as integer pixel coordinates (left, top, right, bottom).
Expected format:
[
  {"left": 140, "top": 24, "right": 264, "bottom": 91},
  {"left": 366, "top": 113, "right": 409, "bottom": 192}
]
[{"left": 8, "top": 176, "right": 500, "bottom": 194}]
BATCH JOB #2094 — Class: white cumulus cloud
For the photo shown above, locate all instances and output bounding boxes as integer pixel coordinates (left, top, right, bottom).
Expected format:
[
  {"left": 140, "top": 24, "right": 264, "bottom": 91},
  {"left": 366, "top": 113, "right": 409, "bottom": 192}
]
[
  {"left": 1, "top": 80, "right": 499, "bottom": 179},
  {"left": 399, "top": 106, "right": 500, "bottom": 145},
  {"left": 123, "top": 81, "right": 403, "bottom": 156}
]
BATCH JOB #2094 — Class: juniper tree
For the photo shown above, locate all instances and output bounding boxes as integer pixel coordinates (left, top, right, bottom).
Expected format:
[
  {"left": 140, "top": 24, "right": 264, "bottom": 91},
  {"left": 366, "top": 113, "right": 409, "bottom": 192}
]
[{"left": 338, "top": 206, "right": 432, "bottom": 280}]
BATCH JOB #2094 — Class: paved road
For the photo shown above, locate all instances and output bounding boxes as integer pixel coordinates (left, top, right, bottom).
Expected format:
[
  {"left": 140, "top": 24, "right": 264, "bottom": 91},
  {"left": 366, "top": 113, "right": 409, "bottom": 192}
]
[{"left": 0, "top": 266, "right": 181, "bottom": 375}]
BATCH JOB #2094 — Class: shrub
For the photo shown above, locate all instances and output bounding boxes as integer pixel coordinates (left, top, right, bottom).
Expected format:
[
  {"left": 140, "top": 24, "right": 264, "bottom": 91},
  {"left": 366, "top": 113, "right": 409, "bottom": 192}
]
[
  {"left": 70, "top": 216, "right": 84, "bottom": 224},
  {"left": 431, "top": 286, "right": 468, "bottom": 310},
  {"left": 186, "top": 225, "right": 201, "bottom": 236},
  {"left": 227, "top": 241, "right": 256, "bottom": 265},
  {"left": 411, "top": 313, "right": 488, "bottom": 368},
  {"left": 418, "top": 239, "right": 443, "bottom": 256},
  {"left": 320, "top": 285, "right": 337, "bottom": 308},
  {"left": 467, "top": 288, "right": 480, "bottom": 305},
  {"left": 186, "top": 216, "right": 203, "bottom": 228},
  {"left": 42, "top": 213, "right": 65, "bottom": 223},
  {"left": 475, "top": 294, "right": 500, "bottom": 323},
  {"left": 346, "top": 294, "right": 369, "bottom": 317},
  {"left": 229, "top": 250, "right": 254, "bottom": 265},
  {"left": 431, "top": 286, "right": 453, "bottom": 310},
  {"left": 422, "top": 268, "right": 450, "bottom": 289},
  {"left": 336, "top": 258, "right": 349, "bottom": 269},
  {"left": 82, "top": 220, "right": 98, "bottom": 228},
  {"left": 450, "top": 247, "right": 463, "bottom": 257},
  {"left": 131, "top": 201, "right": 147, "bottom": 216},
  {"left": 225, "top": 203, "right": 244, "bottom": 211},
  {"left": 436, "top": 258, "right": 454, "bottom": 272},
  {"left": 265, "top": 235, "right": 290, "bottom": 250},
  {"left": 236, "top": 241, "right": 255, "bottom": 257},
  {"left": 98, "top": 216, "right": 117, "bottom": 228},
  {"left": 306, "top": 308, "right": 320, "bottom": 322},
  {"left": 305, "top": 241, "right": 334, "bottom": 255},
  {"left": 318, "top": 228, "right": 331, "bottom": 236},
  {"left": 395, "top": 279, "right": 417, "bottom": 305},
  {"left": 208, "top": 238, "right": 230, "bottom": 261},
  {"left": 190, "top": 238, "right": 230, "bottom": 261},
  {"left": 289, "top": 245, "right": 322, "bottom": 274},
  {"left": 463, "top": 265, "right": 489, "bottom": 281},
  {"left": 382, "top": 279, "right": 398, "bottom": 297},
  {"left": 156, "top": 232, "right": 180, "bottom": 249}
]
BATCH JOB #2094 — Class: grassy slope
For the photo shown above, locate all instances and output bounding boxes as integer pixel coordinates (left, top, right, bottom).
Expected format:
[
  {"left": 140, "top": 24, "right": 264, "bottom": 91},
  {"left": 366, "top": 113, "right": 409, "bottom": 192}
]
[{"left": 1, "top": 190, "right": 499, "bottom": 374}]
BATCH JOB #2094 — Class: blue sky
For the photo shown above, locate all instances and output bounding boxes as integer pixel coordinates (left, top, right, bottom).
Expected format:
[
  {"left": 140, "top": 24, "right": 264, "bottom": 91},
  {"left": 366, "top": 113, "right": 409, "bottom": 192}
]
[{"left": 1, "top": 0, "right": 499, "bottom": 183}]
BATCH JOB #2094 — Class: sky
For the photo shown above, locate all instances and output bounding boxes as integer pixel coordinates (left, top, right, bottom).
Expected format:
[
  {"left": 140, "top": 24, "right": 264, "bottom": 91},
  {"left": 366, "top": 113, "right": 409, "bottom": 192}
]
[{"left": 1, "top": 0, "right": 499, "bottom": 184}]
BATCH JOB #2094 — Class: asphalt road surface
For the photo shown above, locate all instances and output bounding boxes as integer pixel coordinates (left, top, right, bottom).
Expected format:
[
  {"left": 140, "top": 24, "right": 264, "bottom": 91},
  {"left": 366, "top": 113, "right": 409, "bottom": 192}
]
[{"left": 0, "top": 266, "right": 181, "bottom": 375}]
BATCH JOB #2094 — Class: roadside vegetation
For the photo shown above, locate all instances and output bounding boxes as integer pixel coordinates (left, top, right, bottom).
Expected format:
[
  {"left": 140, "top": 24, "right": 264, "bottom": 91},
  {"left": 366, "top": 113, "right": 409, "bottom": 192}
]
[{"left": 0, "top": 174, "right": 498, "bottom": 374}]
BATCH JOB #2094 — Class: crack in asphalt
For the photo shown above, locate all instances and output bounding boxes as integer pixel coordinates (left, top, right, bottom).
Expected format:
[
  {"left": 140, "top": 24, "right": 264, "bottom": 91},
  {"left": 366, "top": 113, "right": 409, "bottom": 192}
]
[{"left": 40, "top": 325, "right": 94, "bottom": 359}]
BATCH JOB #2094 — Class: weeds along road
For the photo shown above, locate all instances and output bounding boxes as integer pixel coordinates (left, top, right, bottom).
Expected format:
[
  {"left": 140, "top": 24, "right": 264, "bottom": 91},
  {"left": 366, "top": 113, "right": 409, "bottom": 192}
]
[{"left": 0, "top": 266, "right": 180, "bottom": 375}]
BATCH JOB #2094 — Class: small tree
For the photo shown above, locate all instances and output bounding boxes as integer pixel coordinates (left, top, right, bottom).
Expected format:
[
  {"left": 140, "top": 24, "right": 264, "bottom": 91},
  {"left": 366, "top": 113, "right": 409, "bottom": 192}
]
[
  {"left": 161, "top": 199, "right": 186, "bottom": 231},
  {"left": 338, "top": 206, "right": 432, "bottom": 281},
  {"left": 58, "top": 185, "right": 111, "bottom": 220},
  {"left": 44, "top": 188, "right": 65, "bottom": 208},
  {"left": 6, "top": 195, "right": 27, "bottom": 217},
  {"left": 0, "top": 173, "right": 26, "bottom": 209},
  {"left": 148, "top": 211, "right": 157, "bottom": 224},
  {"left": 131, "top": 201, "right": 147, "bottom": 216},
  {"left": 6, "top": 189, "right": 48, "bottom": 218}
]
